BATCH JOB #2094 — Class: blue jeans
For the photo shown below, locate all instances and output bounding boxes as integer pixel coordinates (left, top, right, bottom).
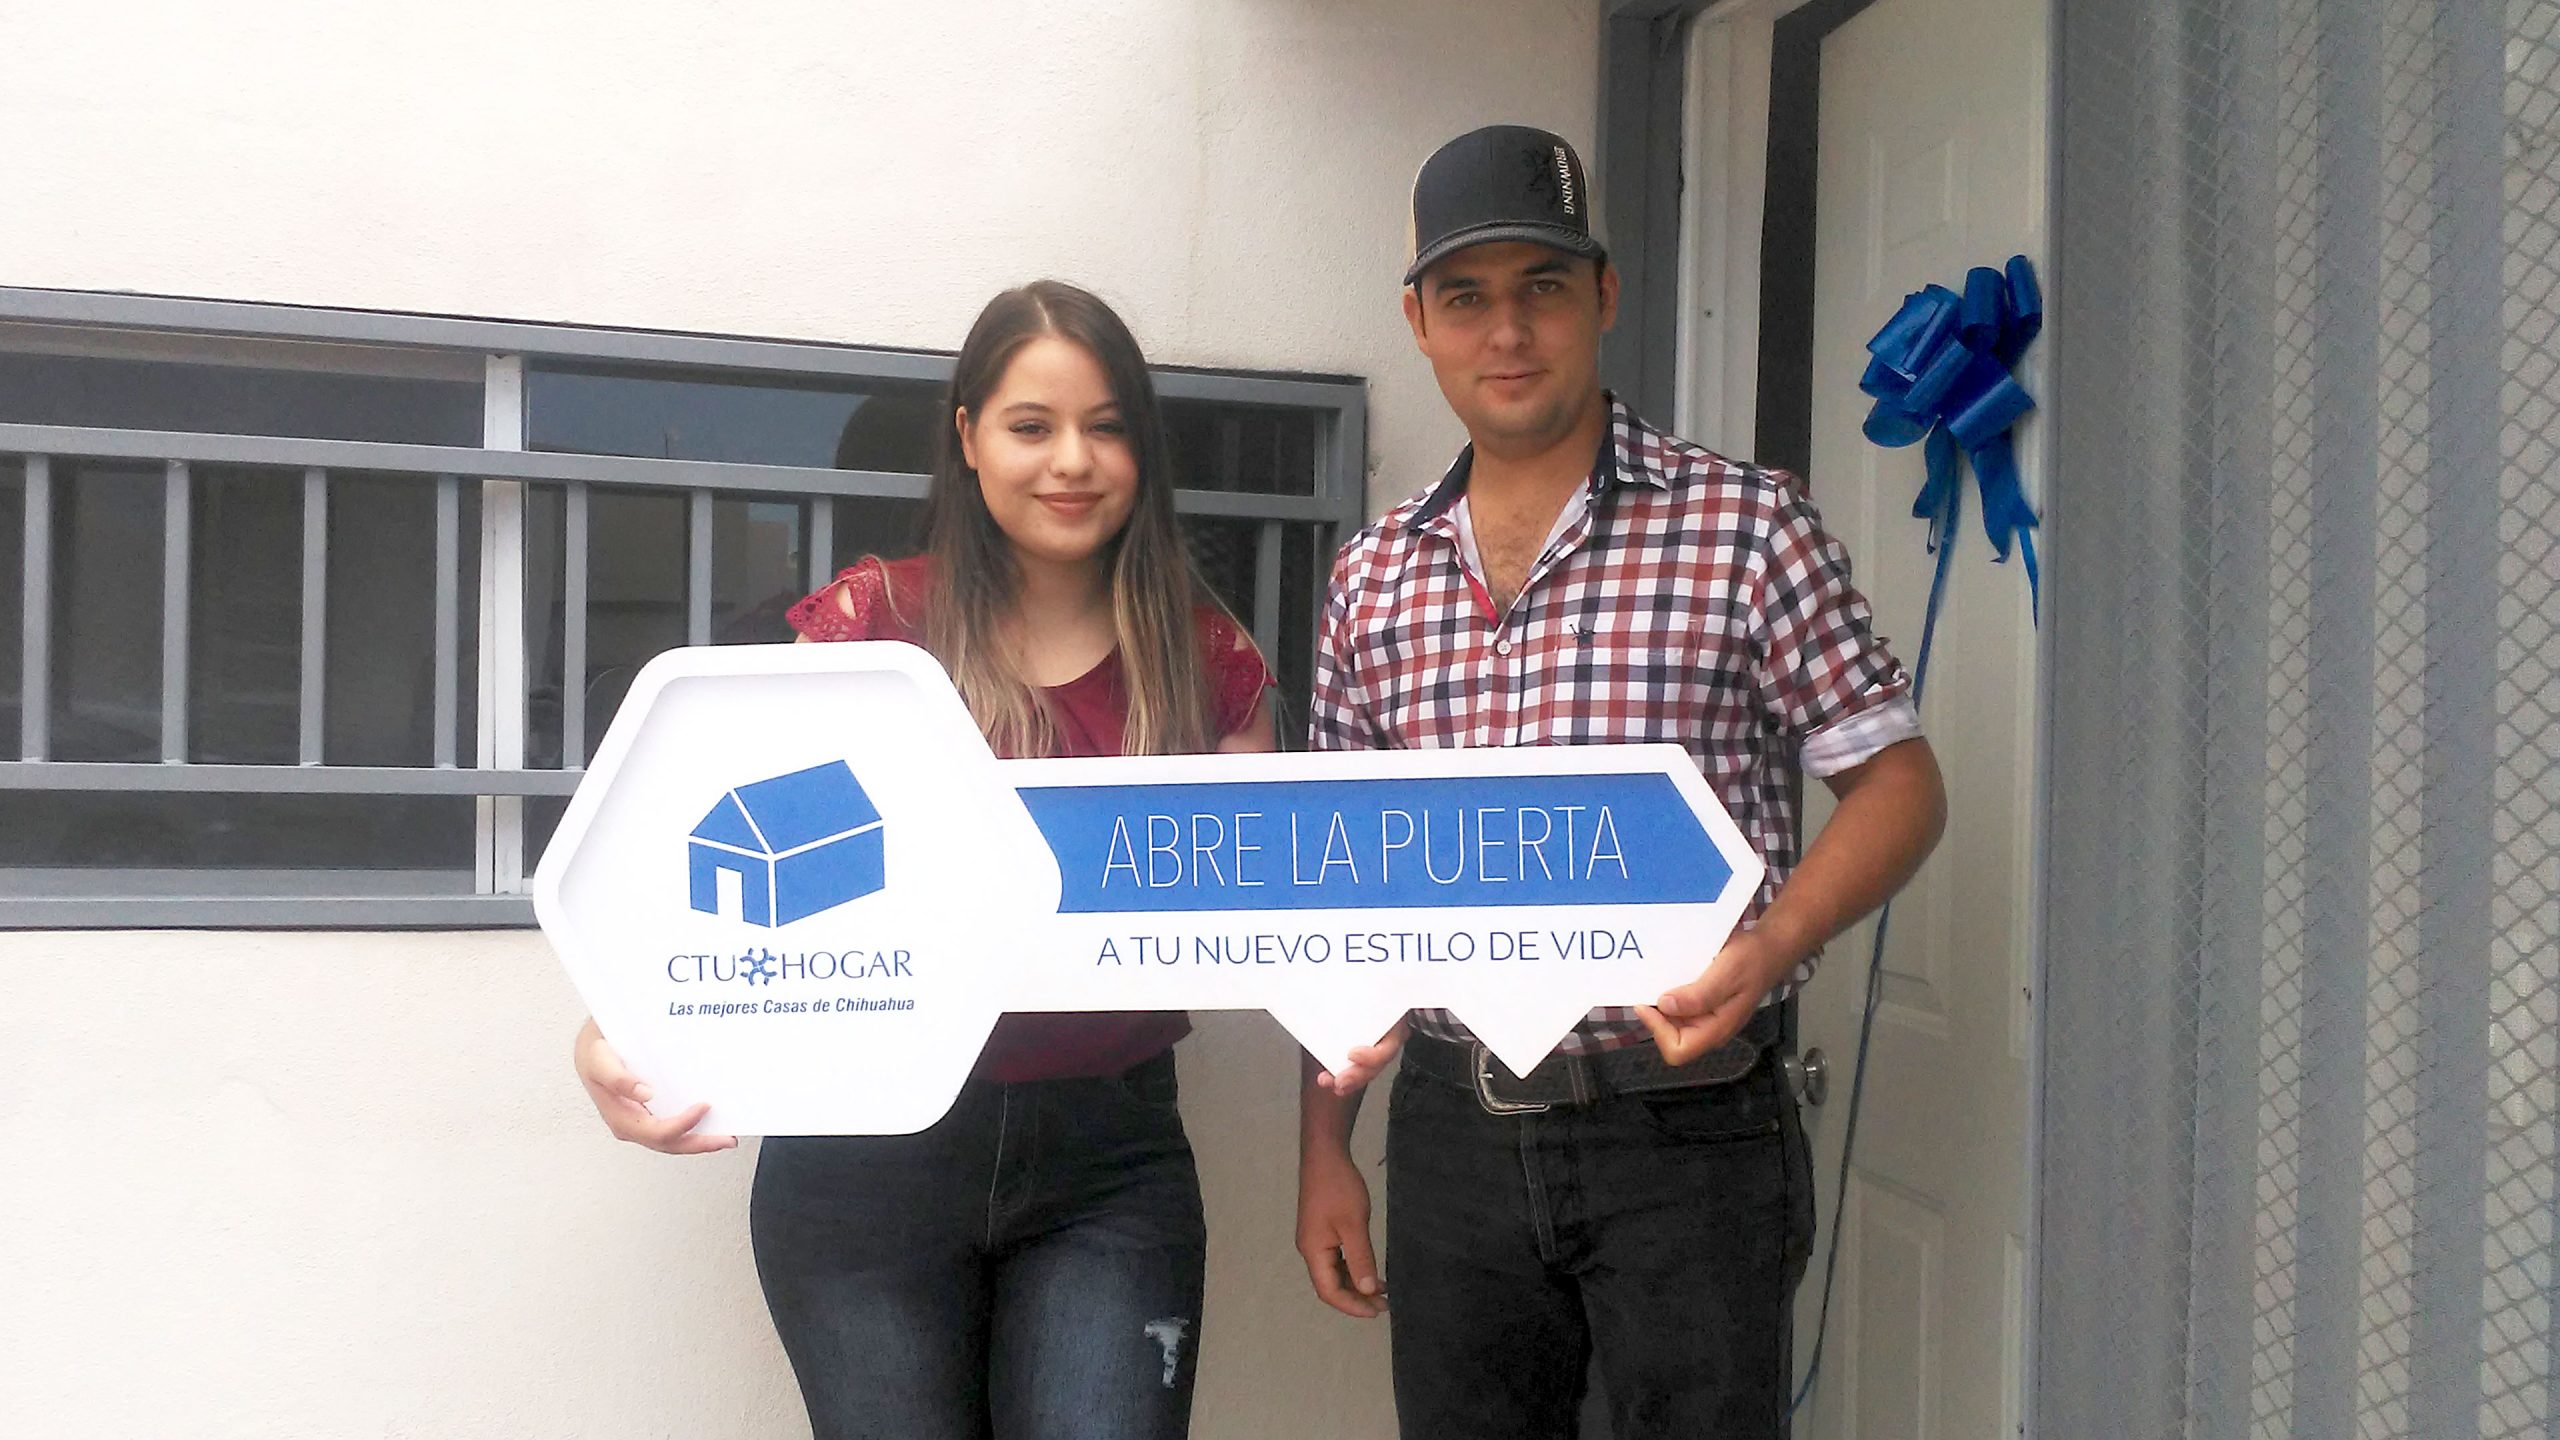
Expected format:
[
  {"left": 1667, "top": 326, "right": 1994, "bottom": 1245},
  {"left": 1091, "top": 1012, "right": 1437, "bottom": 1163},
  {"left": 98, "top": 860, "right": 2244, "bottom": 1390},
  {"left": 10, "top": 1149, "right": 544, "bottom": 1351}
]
[
  {"left": 749, "top": 1051, "right": 1205, "bottom": 1440},
  {"left": 1384, "top": 1049, "right": 1816, "bottom": 1439}
]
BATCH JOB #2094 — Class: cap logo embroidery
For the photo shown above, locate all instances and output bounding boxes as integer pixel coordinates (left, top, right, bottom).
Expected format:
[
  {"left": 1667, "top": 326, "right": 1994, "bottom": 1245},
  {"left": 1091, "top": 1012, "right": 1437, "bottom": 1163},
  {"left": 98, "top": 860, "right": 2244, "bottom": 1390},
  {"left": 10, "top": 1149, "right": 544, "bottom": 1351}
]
[
  {"left": 1554, "top": 146, "right": 1577, "bottom": 216},
  {"left": 1520, "top": 148, "right": 1559, "bottom": 208}
]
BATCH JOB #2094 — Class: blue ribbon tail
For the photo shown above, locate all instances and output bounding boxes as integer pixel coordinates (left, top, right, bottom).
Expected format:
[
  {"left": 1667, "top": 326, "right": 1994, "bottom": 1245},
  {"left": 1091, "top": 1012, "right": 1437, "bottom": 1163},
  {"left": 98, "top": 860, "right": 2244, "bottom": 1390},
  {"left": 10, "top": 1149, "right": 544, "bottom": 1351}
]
[
  {"left": 1910, "top": 488, "right": 1961, "bottom": 705},
  {"left": 1967, "top": 430, "right": 2042, "bottom": 622},
  {"left": 1912, "top": 426, "right": 1963, "bottom": 552},
  {"left": 2019, "top": 528, "right": 2040, "bottom": 626}
]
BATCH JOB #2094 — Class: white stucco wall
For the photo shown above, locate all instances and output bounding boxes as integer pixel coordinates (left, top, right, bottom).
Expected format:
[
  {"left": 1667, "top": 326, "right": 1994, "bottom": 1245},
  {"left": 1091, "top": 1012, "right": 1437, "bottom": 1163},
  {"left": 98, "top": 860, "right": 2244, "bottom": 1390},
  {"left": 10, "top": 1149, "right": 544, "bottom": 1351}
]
[{"left": 0, "top": 1, "right": 1602, "bottom": 1436}]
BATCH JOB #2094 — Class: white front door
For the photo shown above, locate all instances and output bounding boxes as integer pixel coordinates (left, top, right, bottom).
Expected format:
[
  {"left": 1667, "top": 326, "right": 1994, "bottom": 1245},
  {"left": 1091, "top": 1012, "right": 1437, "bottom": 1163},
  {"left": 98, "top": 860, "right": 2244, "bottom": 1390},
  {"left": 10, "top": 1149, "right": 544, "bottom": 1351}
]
[{"left": 1788, "top": 0, "right": 2047, "bottom": 1435}]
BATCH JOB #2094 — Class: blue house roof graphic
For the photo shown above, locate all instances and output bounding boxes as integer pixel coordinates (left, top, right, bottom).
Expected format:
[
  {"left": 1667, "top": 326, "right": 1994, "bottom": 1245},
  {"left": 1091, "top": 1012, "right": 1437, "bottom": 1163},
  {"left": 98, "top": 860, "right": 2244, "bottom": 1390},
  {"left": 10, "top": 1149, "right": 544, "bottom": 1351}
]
[{"left": 688, "top": 760, "right": 886, "bottom": 927}]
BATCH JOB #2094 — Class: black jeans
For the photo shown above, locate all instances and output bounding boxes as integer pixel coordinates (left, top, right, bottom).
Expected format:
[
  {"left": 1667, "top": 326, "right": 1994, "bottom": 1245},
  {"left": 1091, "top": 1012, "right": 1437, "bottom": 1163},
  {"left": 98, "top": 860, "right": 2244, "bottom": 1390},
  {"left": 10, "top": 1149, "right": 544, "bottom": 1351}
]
[
  {"left": 749, "top": 1052, "right": 1206, "bottom": 1440},
  {"left": 1384, "top": 1049, "right": 1816, "bottom": 1439}
]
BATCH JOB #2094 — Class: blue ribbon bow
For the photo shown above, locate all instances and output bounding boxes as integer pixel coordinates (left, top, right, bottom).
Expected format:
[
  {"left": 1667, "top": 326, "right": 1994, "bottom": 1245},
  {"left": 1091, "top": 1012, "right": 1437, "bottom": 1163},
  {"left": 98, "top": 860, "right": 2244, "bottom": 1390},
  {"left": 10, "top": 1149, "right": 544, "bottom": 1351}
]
[{"left": 1857, "top": 254, "right": 2043, "bottom": 636}]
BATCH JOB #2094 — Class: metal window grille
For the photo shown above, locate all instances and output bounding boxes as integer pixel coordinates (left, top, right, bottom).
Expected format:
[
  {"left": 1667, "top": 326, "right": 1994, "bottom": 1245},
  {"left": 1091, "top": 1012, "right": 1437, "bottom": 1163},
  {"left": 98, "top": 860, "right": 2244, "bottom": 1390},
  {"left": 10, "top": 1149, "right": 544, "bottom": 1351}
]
[
  {"left": 2041, "top": 1, "right": 2557, "bottom": 1436},
  {"left": 0, "top": 292, "right": 1365, "bottom": 929}
]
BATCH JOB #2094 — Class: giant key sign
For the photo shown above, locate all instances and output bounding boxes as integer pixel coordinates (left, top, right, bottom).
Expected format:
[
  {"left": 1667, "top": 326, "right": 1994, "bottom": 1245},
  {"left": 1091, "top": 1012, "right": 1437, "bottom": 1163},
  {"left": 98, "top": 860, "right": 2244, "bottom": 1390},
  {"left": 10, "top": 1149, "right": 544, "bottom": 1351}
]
[{"left": 535, "top": 644, "right": 1765, "bottom": 1134}]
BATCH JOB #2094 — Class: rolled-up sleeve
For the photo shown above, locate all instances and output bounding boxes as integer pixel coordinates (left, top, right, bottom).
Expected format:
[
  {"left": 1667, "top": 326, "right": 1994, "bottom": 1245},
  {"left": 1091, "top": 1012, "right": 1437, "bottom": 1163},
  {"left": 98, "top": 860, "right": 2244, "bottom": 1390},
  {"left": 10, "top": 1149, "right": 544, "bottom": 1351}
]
[{"left": 1751, "top": 478, "right": 1921, "bottom": 778}]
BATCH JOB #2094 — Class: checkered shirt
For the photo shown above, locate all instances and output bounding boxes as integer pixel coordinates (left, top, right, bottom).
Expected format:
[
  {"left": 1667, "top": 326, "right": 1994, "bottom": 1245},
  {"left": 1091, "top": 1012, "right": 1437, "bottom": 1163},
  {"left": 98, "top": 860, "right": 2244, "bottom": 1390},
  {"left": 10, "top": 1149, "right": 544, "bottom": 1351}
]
[{"left": 1308, "top": 397, "right": 1921, "bottom": 1055}]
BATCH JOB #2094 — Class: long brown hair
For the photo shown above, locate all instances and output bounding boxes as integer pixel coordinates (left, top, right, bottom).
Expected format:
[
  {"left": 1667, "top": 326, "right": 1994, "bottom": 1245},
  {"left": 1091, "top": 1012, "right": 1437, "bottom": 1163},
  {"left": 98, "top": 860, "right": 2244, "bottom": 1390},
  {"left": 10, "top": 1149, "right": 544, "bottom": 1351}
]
[{"left": 920, "top": 280, "right": 1218, "bottom": 757}]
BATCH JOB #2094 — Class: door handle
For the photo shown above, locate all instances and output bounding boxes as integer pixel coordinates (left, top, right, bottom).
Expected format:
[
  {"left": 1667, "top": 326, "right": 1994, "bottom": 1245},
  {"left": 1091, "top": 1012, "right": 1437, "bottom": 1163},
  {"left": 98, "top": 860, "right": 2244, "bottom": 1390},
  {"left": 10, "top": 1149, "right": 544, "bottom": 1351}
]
[{"left": 1784, "top": 1048, "right": 1831, "bottom": 1108}]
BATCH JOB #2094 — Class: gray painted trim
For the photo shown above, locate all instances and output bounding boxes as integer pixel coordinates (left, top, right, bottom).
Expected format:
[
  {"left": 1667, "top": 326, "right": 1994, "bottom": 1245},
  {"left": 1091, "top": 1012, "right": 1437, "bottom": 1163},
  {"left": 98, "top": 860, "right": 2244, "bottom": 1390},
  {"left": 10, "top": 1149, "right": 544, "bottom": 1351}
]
[
  {"left": 432, "top": 475, "right": 460, "bottom": 768},
  {"left": 0, "top": 287, "right": 959, "bottom": 385},
  {"left": 0, "top": 865, "right": 476, "bottom": 898},
  {"left": 19, "top": 455, "right": 49, "bottom": 761},
  {"left": 0, "top": 761, "right": 583, "bottom": 795},
  {"left": 0, "top": 422, "right": 933, "bottom": 502},
  {"left": 1172, "top": 489, "right": 1338, "bottom": 523},
  {"left": 686, "top": 489, "right": 713, "bottom": 647},
  {"left": 2017, "top": 0, "right": 2065, "bottom": 1424},
  {"left": 1217, "top": 415, "right": 1243, "bottom": 493},
  {"left": 1325, "top": 389, "right": 1370, "bottom": 530},
  {"left": 1154, "top": 369, "right": 1362, "bottom": 411},
  {"left": 160, "top": 460, "right": 190, "bottom": 763},
  {"left": 0, "top": 422, "right": 1340, "bottom": 521},
  {"left": 1598, "top": 2, "right": 1699, "bottom": 422},
  {"left": 1, "top": 894, "right": 537, "bottom": 928},
  {"left": 1252, "top": 519, "right": 1283, "bottom": 669},
  {"left": 805, "top": 496, "right": 834, "bottom": 593},
  {"left": 0, "top": 286, "right": 1364, "bottom": 411},
  {"left": 298, "top": 467, "right": 328, "bottom": 764},
  {"left": 0, "top": 289, "right": 1365, "bottom": 521},
  {"left": 563, "top": 482, "right": 589, "bottom": 769}
]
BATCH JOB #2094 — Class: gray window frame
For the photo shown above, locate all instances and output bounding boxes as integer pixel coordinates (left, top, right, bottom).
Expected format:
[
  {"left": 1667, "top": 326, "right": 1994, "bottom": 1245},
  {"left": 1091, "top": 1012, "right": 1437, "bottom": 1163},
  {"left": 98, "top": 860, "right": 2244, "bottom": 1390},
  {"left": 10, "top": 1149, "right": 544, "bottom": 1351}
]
[{"left": 0, "top": 287, "right": 1367, "bottom": 929}]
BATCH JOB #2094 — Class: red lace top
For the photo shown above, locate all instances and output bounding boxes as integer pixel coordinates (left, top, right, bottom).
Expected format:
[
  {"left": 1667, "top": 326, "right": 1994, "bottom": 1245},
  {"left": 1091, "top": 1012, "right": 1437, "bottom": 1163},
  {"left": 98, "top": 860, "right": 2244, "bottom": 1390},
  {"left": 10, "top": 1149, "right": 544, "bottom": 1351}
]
[{"left": 785, "top": 554, "right": 1274, "bottom": 1083}]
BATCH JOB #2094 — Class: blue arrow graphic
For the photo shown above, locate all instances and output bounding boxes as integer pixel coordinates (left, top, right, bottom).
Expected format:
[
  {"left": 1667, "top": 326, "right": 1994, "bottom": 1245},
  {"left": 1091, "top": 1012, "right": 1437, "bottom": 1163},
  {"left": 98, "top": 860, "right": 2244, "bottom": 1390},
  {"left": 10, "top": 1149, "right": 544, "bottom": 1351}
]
[{"left": 1016, "top": 773, "right": 1735, "bottom": 914}]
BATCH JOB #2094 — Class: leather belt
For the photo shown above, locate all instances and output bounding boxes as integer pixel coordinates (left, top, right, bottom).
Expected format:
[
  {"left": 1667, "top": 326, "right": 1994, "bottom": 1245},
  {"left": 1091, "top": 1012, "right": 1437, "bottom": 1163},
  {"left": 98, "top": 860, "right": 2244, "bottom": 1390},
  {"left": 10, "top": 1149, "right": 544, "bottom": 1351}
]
[{"left": 1402, "top": 1008, "right": 1781, "bottom": 1115}]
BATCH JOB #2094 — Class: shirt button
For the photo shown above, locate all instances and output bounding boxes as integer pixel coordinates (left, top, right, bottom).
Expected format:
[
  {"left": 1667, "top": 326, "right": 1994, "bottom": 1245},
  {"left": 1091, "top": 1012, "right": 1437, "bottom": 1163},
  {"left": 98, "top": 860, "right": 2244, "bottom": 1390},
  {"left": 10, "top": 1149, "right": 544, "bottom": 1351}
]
[{"left": 1496, "top": 638, "right": 1514, "bottom": 656}]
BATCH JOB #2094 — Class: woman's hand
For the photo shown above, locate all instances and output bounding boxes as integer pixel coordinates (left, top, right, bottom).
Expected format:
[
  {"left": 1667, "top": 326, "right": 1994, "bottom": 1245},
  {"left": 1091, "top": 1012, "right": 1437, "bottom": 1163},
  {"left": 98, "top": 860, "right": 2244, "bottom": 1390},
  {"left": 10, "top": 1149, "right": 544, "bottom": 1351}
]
[
  {"left": 1312, "top": 1020, "right": 1408, "bottom": 1097},
  {"left": 572, "top": 1017, "right": 738, "bottom": 1154},
  {"left": 1297, "top": 1144, "right": 1385, "bottom": 1318}
]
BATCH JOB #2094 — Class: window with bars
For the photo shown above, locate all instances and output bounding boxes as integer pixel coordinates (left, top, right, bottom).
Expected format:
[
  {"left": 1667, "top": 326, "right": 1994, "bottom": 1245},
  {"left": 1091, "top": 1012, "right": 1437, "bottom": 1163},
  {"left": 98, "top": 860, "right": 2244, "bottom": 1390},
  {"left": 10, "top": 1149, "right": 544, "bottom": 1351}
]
[{"left": 0, "top": 294, "right": 1365, "bottom": 927}]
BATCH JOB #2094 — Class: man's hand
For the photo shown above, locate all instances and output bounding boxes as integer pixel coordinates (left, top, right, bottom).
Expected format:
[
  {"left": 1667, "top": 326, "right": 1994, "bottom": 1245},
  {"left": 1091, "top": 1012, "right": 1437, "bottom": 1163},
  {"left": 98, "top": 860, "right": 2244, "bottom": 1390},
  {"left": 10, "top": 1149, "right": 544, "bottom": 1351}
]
[
  {"left": 1297, "top": 1145, "right": 1386, "bottom": 1318},
  {"left": 1640, "top": 738, "right": 1947, "bottom": 1067},
  {"left": 1636, "top": 926, "right": 1799, "bottom": 1066},
  {"left": 1312, "top": 1019, "right": 1409, "bottom": 1098}
]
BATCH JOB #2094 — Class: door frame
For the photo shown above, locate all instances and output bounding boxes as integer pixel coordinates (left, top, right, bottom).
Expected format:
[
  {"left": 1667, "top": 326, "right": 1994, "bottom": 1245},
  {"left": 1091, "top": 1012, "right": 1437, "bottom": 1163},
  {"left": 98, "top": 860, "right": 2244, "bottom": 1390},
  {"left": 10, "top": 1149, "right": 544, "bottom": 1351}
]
[{"left": 1663, "top": 0, "right": 2061, "bottom": 1432}]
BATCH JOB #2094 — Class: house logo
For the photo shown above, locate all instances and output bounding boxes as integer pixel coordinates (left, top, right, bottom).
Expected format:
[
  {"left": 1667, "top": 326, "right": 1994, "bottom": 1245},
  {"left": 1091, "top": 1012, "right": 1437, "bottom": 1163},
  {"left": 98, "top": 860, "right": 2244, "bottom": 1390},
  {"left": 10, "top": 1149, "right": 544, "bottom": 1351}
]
[{"left": 688, "top": 760, "right": 886, "bottom": 928}]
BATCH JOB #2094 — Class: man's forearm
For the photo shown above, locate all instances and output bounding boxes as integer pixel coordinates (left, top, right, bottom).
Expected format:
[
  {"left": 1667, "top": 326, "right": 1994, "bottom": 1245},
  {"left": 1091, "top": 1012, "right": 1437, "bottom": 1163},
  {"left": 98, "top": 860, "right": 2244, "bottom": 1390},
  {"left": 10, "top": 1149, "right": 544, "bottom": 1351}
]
[{"left": 1757, "top": 736, "right": 1947, "bottom": 970}]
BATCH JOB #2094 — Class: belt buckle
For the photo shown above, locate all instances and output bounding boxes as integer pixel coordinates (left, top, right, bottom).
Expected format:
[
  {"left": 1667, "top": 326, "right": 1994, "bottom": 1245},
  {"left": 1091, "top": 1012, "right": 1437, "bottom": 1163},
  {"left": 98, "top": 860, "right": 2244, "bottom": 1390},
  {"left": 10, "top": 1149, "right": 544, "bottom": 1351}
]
[{"left": 1471, "top": 1044, "right": 1551, "bottom": 1116}]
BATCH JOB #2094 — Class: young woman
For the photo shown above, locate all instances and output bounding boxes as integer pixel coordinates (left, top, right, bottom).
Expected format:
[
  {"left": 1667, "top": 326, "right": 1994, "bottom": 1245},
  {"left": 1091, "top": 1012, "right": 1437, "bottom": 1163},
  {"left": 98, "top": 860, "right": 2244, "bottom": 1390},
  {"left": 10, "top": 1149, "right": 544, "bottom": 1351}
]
[{"left": 569, "top": 280, "right": 1274, "bottom": 1440}]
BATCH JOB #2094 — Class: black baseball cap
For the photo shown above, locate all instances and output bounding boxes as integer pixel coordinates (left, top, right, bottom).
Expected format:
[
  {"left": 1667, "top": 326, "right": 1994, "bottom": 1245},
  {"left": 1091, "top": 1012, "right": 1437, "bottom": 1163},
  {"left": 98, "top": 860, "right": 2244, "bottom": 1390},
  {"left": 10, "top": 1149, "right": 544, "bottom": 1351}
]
[{"left": 1404, "top": 125, "right": 1607, "bottom": 286}]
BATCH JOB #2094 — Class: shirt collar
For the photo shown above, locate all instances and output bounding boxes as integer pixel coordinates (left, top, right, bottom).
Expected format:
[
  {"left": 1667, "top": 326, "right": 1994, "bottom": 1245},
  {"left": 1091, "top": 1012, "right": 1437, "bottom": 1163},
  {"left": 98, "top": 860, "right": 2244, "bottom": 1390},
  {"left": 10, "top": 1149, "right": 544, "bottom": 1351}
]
[{"left": 1399, "top": 394, "right": 1670, "bottom": 535}]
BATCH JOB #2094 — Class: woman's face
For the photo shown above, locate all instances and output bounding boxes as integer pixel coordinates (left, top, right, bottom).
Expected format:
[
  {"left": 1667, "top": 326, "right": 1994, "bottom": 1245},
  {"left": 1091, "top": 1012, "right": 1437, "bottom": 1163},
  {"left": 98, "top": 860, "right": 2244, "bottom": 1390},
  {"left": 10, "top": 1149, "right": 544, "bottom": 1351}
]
[{"left": 958, "top": 335, "right": 1140, "bottom": 572}]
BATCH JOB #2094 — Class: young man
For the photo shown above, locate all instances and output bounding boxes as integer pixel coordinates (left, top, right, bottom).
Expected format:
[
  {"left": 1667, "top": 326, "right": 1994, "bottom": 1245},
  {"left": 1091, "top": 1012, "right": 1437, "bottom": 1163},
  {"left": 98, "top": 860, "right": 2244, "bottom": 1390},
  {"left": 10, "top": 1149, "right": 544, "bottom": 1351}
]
[{"left": 1296, "top": 125, "right": 1948, "bottom": 1437}]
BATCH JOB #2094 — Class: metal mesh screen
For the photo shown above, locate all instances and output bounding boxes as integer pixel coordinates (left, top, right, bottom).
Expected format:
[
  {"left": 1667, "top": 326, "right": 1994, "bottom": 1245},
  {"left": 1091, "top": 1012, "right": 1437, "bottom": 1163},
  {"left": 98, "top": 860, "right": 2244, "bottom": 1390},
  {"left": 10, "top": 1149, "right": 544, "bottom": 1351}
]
[{"left": 2040, "top": 1, "right": 2559, "bottom": 1436}]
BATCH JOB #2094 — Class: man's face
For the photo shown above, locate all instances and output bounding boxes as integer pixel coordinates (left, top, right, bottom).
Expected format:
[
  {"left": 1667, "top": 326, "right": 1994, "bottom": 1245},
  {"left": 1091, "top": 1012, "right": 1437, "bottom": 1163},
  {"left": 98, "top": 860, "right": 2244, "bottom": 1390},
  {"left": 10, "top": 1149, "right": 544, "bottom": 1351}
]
[{"left": 1403, "top": 241, "right": 1618, "bottom": 450}]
